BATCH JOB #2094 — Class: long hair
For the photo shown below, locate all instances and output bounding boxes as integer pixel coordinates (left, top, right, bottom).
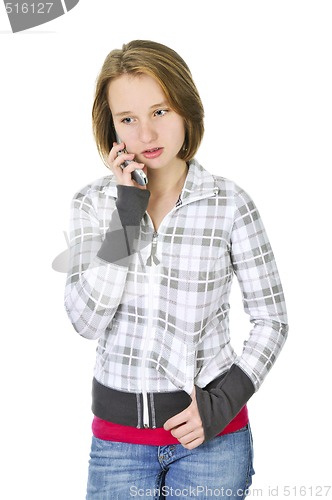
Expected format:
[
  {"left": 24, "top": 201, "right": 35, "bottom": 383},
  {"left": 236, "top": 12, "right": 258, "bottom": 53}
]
[{"left": 92, "top": 40, "right": 204, "bottom": 164}]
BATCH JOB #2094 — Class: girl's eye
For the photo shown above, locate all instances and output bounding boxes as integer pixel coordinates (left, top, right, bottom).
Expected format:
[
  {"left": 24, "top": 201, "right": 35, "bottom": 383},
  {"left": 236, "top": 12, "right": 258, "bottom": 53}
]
[
  {"left": 121, "top": 117, "right": 134, "bottom": 124},
  {"left": 154, "top": 109, "right": 168, "bottom": 117}
]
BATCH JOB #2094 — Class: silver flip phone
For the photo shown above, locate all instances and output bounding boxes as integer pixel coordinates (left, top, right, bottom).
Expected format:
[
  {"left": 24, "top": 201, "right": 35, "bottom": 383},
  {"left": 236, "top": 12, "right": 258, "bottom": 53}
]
[{"left": 115, "top": 134, "right": 148, "bottom": 186}]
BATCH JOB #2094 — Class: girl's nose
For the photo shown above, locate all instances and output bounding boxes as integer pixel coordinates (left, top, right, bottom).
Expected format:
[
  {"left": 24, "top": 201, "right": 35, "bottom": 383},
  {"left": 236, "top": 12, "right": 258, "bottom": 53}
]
[{"left": 138, "top": 122, "right": 157, "bottom": 144}]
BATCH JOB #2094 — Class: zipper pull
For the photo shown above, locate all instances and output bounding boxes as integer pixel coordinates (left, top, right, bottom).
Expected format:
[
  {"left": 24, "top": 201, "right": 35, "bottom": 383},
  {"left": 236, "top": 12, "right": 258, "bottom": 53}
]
[{"left": 146, "top": 231, "right": 160, "bottom": 266}]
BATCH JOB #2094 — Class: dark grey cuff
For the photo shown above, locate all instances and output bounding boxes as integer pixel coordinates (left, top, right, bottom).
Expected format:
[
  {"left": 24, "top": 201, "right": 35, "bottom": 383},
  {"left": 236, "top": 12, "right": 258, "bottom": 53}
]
[
  {"left": 116, "top": 185, "right": 150, "bottom": 227},
  {"left": 97, "top": 186, "right": 150, "bottom": 265},
  {"left": 195, "top": 364, "right": 255, "bottom": 442}
]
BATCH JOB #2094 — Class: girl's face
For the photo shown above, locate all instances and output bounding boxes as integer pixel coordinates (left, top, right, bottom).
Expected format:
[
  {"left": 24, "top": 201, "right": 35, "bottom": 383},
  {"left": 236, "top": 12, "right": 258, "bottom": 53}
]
[{"left": 108, "top": 73, "right": 186, "bottom": 172}]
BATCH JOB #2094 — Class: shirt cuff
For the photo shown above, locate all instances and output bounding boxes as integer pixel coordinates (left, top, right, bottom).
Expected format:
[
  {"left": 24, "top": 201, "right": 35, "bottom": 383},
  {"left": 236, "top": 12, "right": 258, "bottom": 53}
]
[
  {"left": 97, "top": 186, "right": 150, "bottom": 265},
  {"left": 116, "top": 185, "right": 150, "bottom": 227},
  {"left": 195, "top": 364, "right": 255, "bottom": 442}
]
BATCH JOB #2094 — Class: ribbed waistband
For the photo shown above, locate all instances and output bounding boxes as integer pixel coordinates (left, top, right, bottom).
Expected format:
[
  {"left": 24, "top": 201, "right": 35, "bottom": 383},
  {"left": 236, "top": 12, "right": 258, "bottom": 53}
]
[{"left": 92, "top": 373, "right": 228, "bottom": 429}]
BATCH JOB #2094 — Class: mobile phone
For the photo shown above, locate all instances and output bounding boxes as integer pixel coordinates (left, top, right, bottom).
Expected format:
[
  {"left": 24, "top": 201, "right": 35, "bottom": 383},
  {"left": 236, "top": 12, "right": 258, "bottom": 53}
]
[{"left": 115, "top": 134, "right": 148, "bottom": 186}]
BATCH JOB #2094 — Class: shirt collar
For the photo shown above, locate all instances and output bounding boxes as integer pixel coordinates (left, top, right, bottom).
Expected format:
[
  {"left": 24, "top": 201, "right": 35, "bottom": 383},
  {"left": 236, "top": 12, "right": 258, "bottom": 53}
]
[
  {"left": 179, "top": 159, "right": 219, "bottom": 205},
  {"left": 100, "top": 158, "right": 219, "bottom": 202}
]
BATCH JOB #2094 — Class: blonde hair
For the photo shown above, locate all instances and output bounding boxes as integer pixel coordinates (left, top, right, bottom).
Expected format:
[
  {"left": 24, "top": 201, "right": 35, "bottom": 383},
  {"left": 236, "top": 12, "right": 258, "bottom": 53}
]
[{"left": 92, "top": 40, "right": 204, "bottom": 164}]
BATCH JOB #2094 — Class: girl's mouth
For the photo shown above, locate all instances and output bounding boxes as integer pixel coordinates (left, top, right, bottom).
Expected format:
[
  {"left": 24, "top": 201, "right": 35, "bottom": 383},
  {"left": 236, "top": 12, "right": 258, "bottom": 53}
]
[{"left": 142, "top": 147, "right": 163, "bottom": 159}]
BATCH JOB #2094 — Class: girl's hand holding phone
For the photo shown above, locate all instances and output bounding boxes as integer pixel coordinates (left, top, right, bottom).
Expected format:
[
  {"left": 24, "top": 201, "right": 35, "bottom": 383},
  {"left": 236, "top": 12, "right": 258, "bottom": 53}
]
[{"left": 107, "top": 142, "right": 148, "bottom": 189}]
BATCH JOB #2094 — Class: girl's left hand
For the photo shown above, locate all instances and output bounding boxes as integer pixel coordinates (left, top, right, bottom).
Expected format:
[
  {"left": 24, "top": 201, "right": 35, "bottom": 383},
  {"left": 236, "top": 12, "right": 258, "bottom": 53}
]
[{"left": 163, "top": 387, "right": 205, "bottom": 449}]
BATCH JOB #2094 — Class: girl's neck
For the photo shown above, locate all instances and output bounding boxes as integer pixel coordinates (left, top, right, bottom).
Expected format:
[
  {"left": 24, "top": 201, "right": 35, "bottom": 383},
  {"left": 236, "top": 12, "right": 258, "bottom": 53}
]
[{"left": 147, "top": 160, "right": 188, "bottom": 199}]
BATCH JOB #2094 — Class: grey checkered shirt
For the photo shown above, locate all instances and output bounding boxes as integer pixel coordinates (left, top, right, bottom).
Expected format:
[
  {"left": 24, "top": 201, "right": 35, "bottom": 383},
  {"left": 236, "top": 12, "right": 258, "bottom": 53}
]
[{"left": 64, "top": 159, "right": 288, "bottom": 398}]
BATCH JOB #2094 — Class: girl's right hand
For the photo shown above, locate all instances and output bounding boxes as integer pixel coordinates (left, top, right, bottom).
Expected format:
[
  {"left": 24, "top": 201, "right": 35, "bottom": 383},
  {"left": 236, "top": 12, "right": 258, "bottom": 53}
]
[{"left": 106, "top": 142, "right": 147, "bottom": 189}]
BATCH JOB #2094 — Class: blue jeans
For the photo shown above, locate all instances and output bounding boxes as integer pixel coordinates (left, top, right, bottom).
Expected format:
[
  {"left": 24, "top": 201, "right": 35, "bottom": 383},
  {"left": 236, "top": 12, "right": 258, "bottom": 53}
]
[{"left": 86, "top": 425, "right": 254, "bottom": 499}]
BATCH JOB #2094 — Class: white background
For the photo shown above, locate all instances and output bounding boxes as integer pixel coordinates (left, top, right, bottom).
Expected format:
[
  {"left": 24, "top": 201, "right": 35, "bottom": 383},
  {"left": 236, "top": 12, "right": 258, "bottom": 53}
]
[{"left": 1, "top": 1, "right": 331, "bottom": 498}]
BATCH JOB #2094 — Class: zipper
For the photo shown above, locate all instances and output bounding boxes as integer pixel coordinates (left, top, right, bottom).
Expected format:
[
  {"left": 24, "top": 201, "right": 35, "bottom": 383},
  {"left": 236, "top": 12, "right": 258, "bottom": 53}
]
[
  {"left": 140, "top": 189, "right": 218, "bottom": 427},
  {"left": 141, "top": 237, "right": 159, "bottom": 428},
  {"left": 146, "top": 231, "right": 160, "bottom": 266}
]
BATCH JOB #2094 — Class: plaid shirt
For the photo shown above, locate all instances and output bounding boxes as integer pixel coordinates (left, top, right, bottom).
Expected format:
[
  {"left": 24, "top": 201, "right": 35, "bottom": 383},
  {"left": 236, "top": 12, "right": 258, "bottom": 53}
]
[{"left": 64, "top": 159, "right": 288, "bottom": 400}]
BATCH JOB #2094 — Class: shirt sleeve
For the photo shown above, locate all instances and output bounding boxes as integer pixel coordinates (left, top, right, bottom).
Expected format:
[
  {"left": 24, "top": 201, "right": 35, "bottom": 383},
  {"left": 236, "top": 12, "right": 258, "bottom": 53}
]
[
  {"left": 230, "top": 186, "right": 288, "bottom": 389},
  {"left": 64, "top": 184, "right": 150, "bottom": 340},
  {"left": 195, "top": 185, "right": 288, "bottom": 441}
]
